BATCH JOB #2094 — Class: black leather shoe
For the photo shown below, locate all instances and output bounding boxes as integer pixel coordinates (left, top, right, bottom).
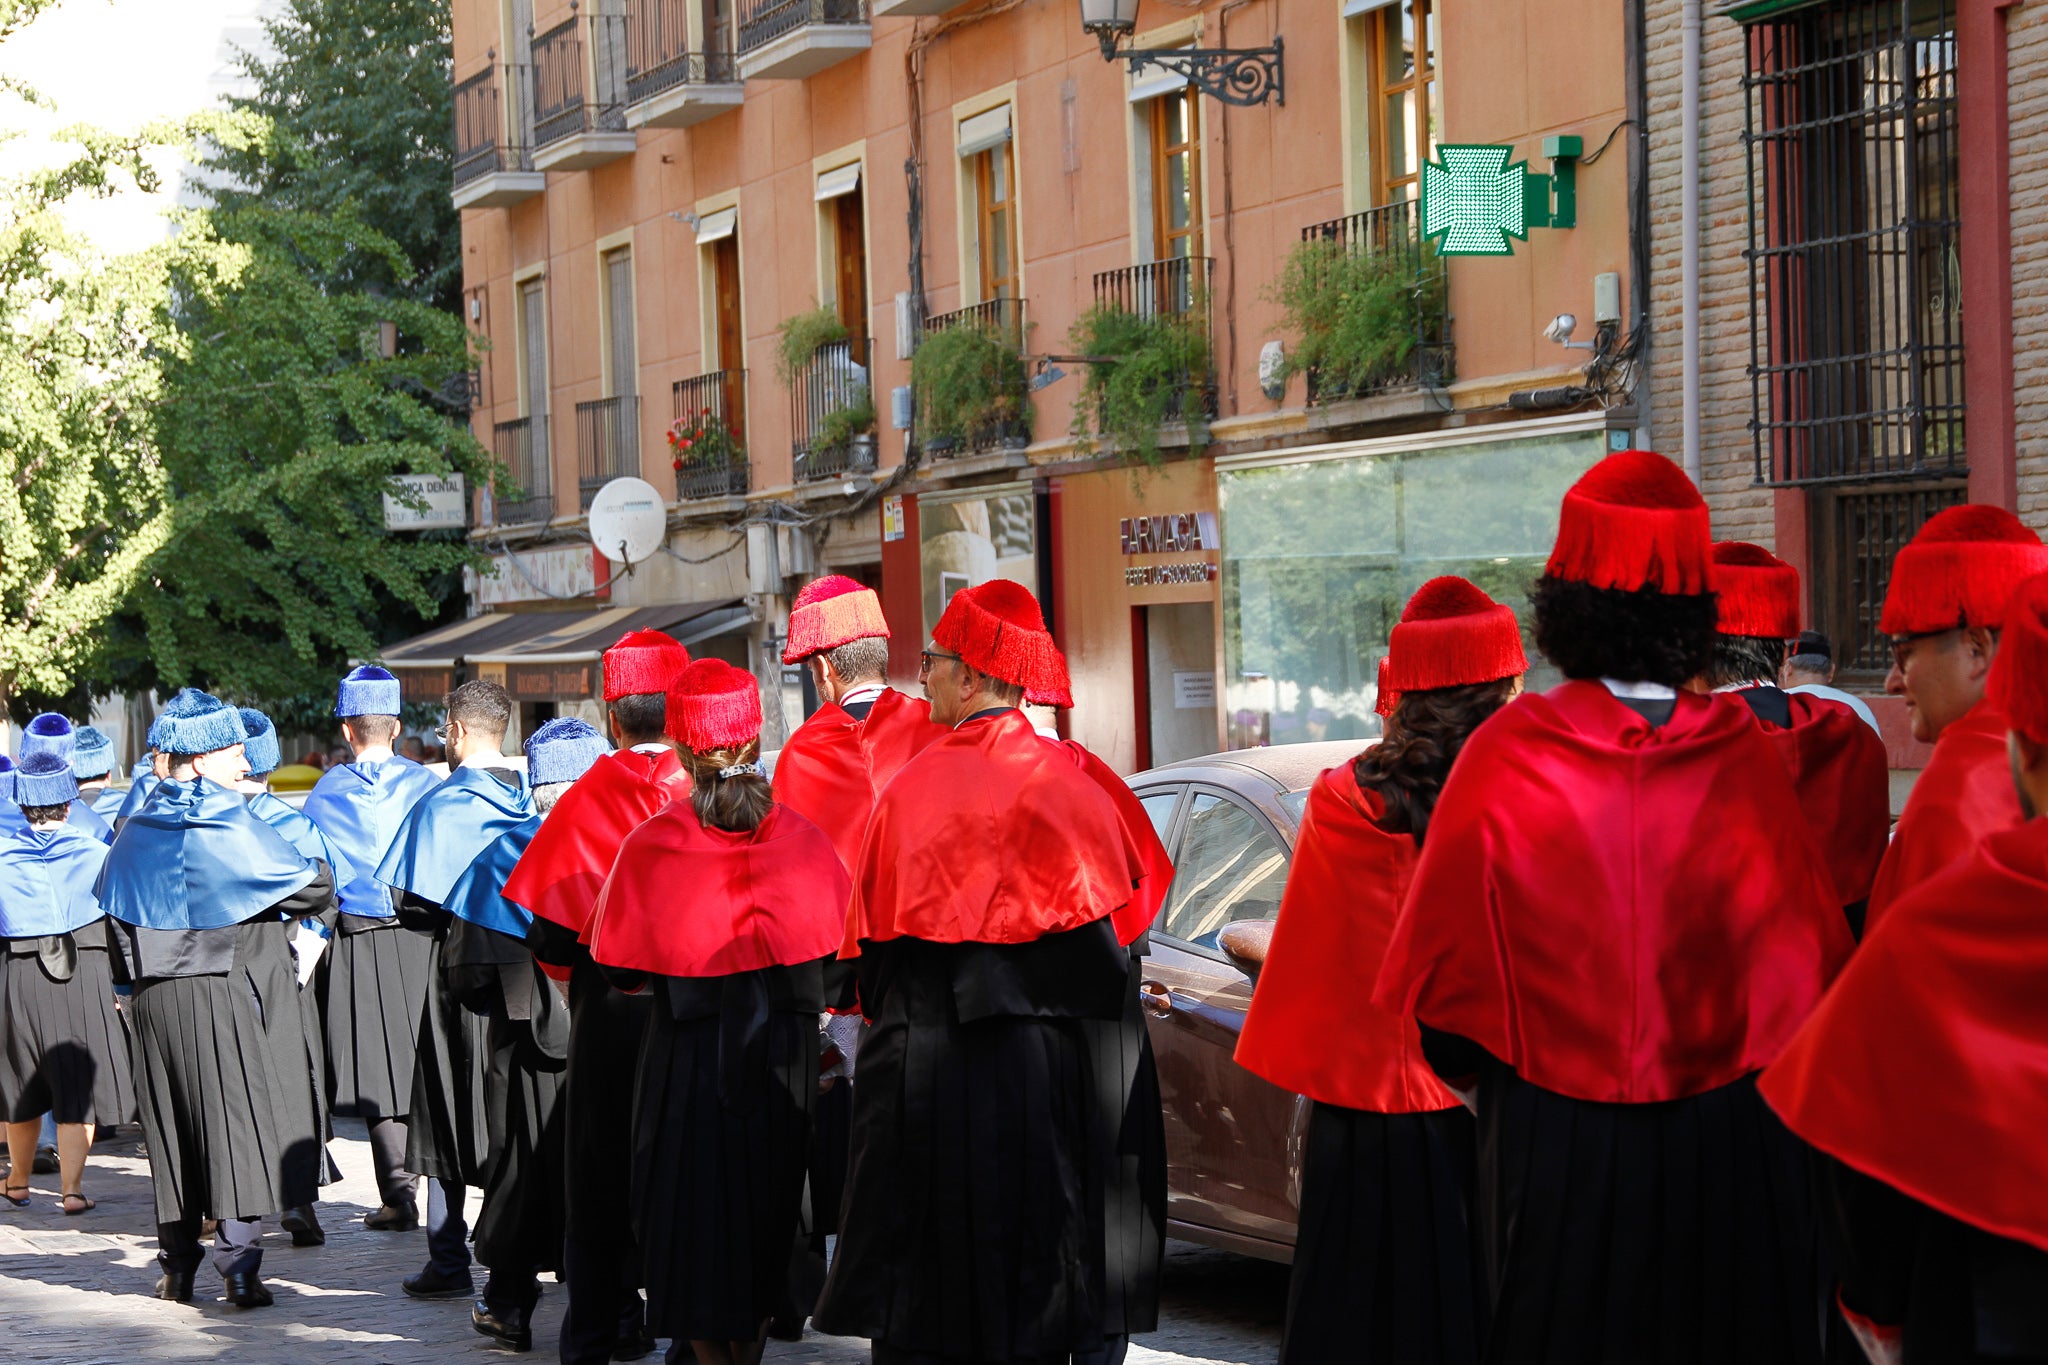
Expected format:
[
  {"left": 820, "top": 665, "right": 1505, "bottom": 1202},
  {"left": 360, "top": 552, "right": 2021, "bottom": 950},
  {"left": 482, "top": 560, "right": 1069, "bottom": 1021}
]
[
  {"left": 471, "top": 1299, "right": 534, "bottom": 1351},
  {"left": 363, "top": 1200, "right": 419, "bottom": 1232},
  {"left": 402, "top": 1266, "right": 475, "bottom": 1300},
  {"left": 154, "top": 1268, "right": 195, "bottom": 1302},
  {"left": 223, "top": 1272, "right": 274, "bottom": 1308},
  {"left": 611, "top": 1327, "right": 657, "bottom": 1361},
  {"left": 279, "top": 1206, "right": 325, "bottom": 1247}
]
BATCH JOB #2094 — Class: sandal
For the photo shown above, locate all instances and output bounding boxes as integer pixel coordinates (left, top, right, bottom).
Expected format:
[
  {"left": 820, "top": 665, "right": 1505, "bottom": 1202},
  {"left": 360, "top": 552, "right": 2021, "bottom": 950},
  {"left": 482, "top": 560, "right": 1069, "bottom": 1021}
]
[
  {"left": 1, "top": 1185, "right": 29, "bottom": 1208},
  {"left": 60, "top": 1192, "right": 94, "bottom": 1215}
]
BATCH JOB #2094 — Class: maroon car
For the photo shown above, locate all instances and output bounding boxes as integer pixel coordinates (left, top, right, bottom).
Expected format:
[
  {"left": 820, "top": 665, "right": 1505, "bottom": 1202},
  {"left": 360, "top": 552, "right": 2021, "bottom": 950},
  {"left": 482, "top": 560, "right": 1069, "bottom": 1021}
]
[{"left": 1127, "top": 740, "right": 1364, "bottom": 1264}]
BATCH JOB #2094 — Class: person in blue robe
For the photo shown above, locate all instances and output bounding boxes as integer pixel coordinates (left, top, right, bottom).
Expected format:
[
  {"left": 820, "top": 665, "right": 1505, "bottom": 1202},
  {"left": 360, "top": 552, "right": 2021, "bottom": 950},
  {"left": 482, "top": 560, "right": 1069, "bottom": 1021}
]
[
  {"left": 300, "top": 665, "right": 442, "bottom": 1231},
  {"left": 69, "top": 726, "right": 124, "bottom": 823},
  {"left": 113, "top": 716, "right": 170, "bottom": 829},
  {"left": 441, "top": 716, "right": 608, "bottom": 1351},
  {"left": 16, "top": 714, "right": 111, "bottom": 845},
  {"left": 374, "top": 678, "right": 533, "bottom": 1309},
  {"left": 0, "top": 754, "right": 133, "bottom": 1215},
  {"left": 97, "top": 689, "right": 331, "bottom": 1310}
]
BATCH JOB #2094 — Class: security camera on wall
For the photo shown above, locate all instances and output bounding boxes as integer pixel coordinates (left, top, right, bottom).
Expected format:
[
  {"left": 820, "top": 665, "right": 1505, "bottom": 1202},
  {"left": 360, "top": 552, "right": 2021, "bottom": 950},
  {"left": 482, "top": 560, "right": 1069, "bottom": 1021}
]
[{"left": 1543, "top": 313, "right": 1578, "bottom": 346}]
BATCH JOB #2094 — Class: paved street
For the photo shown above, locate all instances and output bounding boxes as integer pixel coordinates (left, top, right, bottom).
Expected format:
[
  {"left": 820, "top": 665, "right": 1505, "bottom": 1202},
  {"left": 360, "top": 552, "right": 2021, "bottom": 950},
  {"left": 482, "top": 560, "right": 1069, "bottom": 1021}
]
[{"left": 0, "top": 1119, "right": 1285, "bottom": 1364}]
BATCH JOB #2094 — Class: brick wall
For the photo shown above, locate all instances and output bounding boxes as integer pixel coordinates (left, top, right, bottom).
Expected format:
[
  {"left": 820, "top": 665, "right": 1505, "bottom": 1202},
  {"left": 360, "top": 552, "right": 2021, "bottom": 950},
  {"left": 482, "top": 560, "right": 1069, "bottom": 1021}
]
[{"left": 2010, "top": 3, "right": 2048, "bottom": 529}]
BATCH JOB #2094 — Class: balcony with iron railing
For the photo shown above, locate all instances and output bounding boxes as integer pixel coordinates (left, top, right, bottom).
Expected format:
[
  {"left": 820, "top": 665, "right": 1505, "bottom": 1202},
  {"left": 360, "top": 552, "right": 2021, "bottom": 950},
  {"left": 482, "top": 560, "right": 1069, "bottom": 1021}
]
[
  {"left": 451, "top": 63, "right": 545, "bottom": 210},
  {"left": 791, "top": 338, "right": 876, "bottom": 483},
  {"left": 1295, "top": 198, "right": 1453, "bottom": 403},
  {"left": 1080, "top": 257, "right": 1219, "bottom": 446},
  {"left": 623, "top": 0, "right": 744, "bottom": 127},
  {"left": 575, "top": 395, "right": 640, "bottom": 509},
  {"left": 532, "top": 12, "right": 636, "bottom": 171},
  {"left": 916, "top": 298, "right": 1031, "bottom": 457},
  {"left": 670, "top": 370, "right": 751, "bottom": 502},
  {"left": 492, "top": 417, "right": 554, "bottom": 525},
  {"left": 737, "top": 0, "right": 870, "bottom": 81}
]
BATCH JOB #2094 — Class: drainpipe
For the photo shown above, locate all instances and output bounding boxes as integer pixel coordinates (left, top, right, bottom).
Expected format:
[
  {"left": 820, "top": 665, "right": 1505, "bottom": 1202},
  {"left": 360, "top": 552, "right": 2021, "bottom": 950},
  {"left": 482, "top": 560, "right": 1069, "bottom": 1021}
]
[{"left": 1680, "top": 0, "right": 1702, "bottom": 485}]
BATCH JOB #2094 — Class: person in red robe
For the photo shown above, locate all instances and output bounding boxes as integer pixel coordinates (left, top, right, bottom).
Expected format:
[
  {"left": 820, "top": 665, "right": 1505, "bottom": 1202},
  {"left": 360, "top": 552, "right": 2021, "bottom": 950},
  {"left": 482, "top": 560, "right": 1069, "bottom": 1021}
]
[
  {"left": 811, "top": 579, "right": 1154, "bottom": 1365},
  {"left": 1865, "top": 506, "right": 2048, "bottom": 930},
  {"left": 501, "top": 628, "right": 689, "bottom": 1365},
  {"left": 587, "top": 659, "right": 849, "bottom": 1365},
  {"left": 1237, "top": 575, "right": 1526, "bottom": 1365},
  {"left": 1761, "top": 568, "right": 2048, "bottom": 1365},
  {"left": 1703, "top": 542, "right": 1890, "bottom": 934},
  {"left": 1374, "top": 450, "right": 1854, "bottom": 1365}
]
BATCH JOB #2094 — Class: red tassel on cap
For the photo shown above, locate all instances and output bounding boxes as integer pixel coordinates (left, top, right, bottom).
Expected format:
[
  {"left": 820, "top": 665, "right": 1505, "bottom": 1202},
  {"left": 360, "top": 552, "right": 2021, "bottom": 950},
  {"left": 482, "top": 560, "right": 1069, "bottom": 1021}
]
[
  {"left": 1376, "top": 576, "right": 1528, "bottom": 716},
  {"left": 1544, "top": 450, "right": 1714, "bottom": 596},
  {"left": 933, "top": 580, "right": 1074, "bottom": 708},
  {"left": 1988, "top": 571, "right": 2048, "bottom": 745},
  {"left": 1711, "top": 542, "right": 1802, "bottom": 638},
  {"left": 782, "top": 574, "right": 891, "bottom": 663},
  {"left": 1879, "top": 505, "right": 2048, "bottom": 635},
  {"left": 667, "top": 658, "right": 763, "bottom": 751},
  {"left": 604, "top": 629, "right": 692, "bottom": 701}
]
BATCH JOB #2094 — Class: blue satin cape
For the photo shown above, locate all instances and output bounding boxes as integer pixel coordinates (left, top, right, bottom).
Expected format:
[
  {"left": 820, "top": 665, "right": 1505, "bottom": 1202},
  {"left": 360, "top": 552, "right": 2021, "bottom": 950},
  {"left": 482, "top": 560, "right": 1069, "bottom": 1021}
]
[
  {"left": 0, "top": 822, "right": 111, "bottom": 937},
  {"left": 301, "top": 757, "right": 441, "bottom": 919},
  {"left": 66, "top": 799, "right": 112, "bottom": 845},
  {"left": 374, "top": 765, "right": 533, "bottom": 908},
  {"left": 248, "top": 789, "right": 358, "bottom": 888},
  {"left": 95, "top": 777, "right": 318, "bottom": 931},
  {"left": 90, "top": 787, "right": 127, "bottom": 822},
  {"left": 443, "top": 819, "right": 541, "bottom": 938},
  {"left": 116, "top": 774, "right": 160, "bottom": 823}
]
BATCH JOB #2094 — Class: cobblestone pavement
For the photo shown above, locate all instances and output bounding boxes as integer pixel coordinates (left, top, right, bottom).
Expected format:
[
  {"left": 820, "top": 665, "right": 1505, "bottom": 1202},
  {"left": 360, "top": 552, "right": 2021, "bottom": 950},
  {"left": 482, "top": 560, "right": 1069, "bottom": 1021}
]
[{"left": 0, "top": 1119, "right": 1285, "bottom": 1364}]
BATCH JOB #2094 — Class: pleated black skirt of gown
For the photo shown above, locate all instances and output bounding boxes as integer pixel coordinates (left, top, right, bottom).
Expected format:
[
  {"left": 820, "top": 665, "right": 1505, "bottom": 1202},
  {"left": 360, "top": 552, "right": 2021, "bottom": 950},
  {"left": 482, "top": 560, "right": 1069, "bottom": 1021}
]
[
  {"left": 1078, "top": 953, "right": 1167, "bottom": 1342},
  {"left": 446, "top": 917, "right": 569, "bottom": 1274},
  {"left": 563, "top": 950, "right": 652, "bottom": 1243},
  {"left": 811, "top": 920, "right": 1134, "bottom": 1363},
  {"left": 405, "top": 922, "right": 491, "bottom": 1184},
  {"left": 1471, "top": 1062, "right": 1822, "bottom": 1365},
  {"left": 319, "top": 915, "right": 431, "bottom": 1120},
  {"left": 625, "top": 961, "right": 821, "bottom": 1343},
  {"left": 130, "top": 919, "right": 323, "bottom": 1224},
  {"left": 1281, "top": 1102, "right": 1481, "bottom": 1365},
  {"left": 0, "top": 928, "right": 135, "bottom": 1126}
]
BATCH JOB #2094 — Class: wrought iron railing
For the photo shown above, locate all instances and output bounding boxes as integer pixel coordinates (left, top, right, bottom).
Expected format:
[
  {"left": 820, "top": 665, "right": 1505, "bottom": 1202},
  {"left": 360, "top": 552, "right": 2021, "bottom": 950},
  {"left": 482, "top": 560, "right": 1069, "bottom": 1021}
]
[
  {"left": 534, "top": 13, "right": 630, "bottom": 147},
  {"left": 739, "top": 0, "right": 866, "bottom": 55},
  {"left": 791, "top": 337, "right": 875, "bottom": 482},
  {"left": 493, "top": 417, "right": 553, "bottom": 525},
  {"left": 1089, "top": 257, "right": 1218, "bottom": 425},
  {"left": 575, "top": 395, "right": 640, "bottom": 509},
  {"left": 670, "top": 370, "right": 750, "bottom": 500},
  {"left": 918, "top": 298, "right": 1031, "bottom": 455},
  {"left": 453, "top": 64, "right": 538, "bottom": 186},
  {"left": 625, "top": 0, "right": 738, "bottom": 101},
  {"left": 1298, "top": 198, "right": 1454, "bottom": 400}
]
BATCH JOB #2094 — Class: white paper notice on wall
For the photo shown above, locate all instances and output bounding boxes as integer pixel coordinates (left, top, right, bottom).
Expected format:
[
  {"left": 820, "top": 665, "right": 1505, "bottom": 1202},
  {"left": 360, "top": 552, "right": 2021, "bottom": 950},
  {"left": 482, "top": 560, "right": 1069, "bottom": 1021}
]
[
  {"left": 882, "top": 495, "right": 905, "bottom": 542},
  {"left": 1173, "top": 671, "right": 1216, "bottom": 709}
]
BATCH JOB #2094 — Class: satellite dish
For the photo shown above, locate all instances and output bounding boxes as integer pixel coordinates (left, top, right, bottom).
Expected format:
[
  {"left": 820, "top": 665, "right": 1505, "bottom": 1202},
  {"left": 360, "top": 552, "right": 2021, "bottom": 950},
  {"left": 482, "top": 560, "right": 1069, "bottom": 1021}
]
[{"left": 587, "top": 477, "right": 666, "bottom": 565}]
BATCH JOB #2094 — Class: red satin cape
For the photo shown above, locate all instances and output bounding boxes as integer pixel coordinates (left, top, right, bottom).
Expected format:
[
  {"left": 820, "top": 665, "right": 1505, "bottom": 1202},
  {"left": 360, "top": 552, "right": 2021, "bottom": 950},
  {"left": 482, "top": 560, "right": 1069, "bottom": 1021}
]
[
  {"left": 1756, "top": 691, "right": 1892, "bottom": 907},
  {"left": 502, "top": 748, "right": 685, "bottom": 938},
  {"left": 771, "top": 689, "right": 946, "bottom": 872},
  {"left": 1373, "top": 681, "right": 1852, "bottom": 1104},
  {"left": 1236, "top": 764, "right": 1460, "bottom": 1114},
  {"left": 844, "top": 709, "right": 1137, "bottom": 954},
  {"left": 1049, "top": 738, "right": 1174, "bottom": 946},
  {"left": 1866, "top": 700, "right": 2023, "bottom": 932},
  {"left": 1761, "top": 818, "right": 2048, "bottom": 1254},
  {"left": 589, "top": 802, "right": 850, "bottom": 978}
]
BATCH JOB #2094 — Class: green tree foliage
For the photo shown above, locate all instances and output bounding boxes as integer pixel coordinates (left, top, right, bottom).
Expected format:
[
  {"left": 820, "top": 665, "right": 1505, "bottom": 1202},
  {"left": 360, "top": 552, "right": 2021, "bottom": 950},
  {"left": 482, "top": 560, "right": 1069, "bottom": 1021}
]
[{"left": 201, "top": 0, "right": 460, "bottom": 310}]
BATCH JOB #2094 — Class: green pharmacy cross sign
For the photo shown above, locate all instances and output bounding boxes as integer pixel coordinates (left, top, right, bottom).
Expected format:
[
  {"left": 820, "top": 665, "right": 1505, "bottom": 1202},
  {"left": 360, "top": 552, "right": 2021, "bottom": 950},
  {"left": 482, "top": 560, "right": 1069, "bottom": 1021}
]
[{"left": 1420, "top": 137, "right": 1582, "bottom": 257}]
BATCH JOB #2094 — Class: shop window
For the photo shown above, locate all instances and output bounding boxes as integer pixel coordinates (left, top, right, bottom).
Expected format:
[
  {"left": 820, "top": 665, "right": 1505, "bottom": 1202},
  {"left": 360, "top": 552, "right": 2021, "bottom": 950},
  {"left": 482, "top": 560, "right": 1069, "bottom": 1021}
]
[
  {"left": 1158, "top": 793, "right": 1288, "bottom": 950},
  {"left": 917, "top": 484, "right": 1037, "bottom": 639},
  {"left": 1219, "top": 429, "right": 1608, "bottom": 748},
  {"left": 1740, "top": 0, "right": 1962, "bottom": 678},
  {"left": 1147, "top": 85, "right": 1202, "bottom": 262},
  {"left": 1135, "top": 602, "right": 1218, "bottom": 769}
]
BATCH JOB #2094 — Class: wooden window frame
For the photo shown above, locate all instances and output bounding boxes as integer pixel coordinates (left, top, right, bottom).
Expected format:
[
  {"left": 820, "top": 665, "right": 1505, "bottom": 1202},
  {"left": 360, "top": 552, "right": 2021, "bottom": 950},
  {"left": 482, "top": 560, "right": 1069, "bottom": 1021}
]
[
  {"left": 1365, "top": 0, "right": 1438, "bottom": 206},
  {"left": 1147, "top": 86, "right": 1203, "bottom": 262},
  {"left": 972, "top": 140, "right": 1019, "bottom": 302}
]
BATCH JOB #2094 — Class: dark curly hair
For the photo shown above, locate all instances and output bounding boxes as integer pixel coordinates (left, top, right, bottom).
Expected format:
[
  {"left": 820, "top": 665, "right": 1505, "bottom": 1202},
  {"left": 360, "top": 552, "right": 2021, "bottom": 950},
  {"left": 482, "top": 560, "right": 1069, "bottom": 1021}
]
[
  {"left": 1707, "top": 633, "right": 1787, "bottom": 689},
  {"left": 1530, "top": 574, "right": 1719, "bottom": 688},
  {"left": 1354, "top": 676, "right": 1519, "bottom": 842}
]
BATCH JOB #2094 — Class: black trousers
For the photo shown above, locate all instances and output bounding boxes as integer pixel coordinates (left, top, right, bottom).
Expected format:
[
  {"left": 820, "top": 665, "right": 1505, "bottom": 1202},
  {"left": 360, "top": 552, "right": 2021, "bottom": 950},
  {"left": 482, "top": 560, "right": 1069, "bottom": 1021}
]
[
  {"left": 159, "top": 1215, "right": 262, "bottom": 1278},
  {"left": 561, "top": 1230, "right": 648, "bottom": 1363}
]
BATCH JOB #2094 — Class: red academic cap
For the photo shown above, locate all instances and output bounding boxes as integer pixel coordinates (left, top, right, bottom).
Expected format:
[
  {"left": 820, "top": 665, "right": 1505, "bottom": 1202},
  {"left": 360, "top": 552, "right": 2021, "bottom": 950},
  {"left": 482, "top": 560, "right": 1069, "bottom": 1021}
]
[
  {"left": 782, "top": 575, "right": 891, "bottom": 664},
  {"left": 604, "top": 629, "right": 691, "bottom": 702},
  {"left": 1545, "top": 449, "right": 1713, "bottom": 596},
  {"left": 1989, "top": 571, "right": 2048, "bottom": 747},
  {"left": 1711, "top": 541, "right": 1802, "bottom": 639},
  {"left": 933, "top": 579, "right": 1074, "bottom": 709},
  {"left": 1376, "top": 576, "right": 1528, "bottom": 716},
  {"left": 1878, "top": 505, "right": 2048, "bottom": 636},
  {"left": 667, "top": 658, "right": 762, "bottom": 751}
]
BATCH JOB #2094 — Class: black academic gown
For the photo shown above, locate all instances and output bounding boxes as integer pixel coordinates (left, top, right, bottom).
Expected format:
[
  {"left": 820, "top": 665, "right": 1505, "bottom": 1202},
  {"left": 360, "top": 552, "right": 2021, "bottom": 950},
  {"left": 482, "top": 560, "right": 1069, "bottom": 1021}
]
[
  {"left": 1, "top": 917, "right": 136, "bottom": 1126},
  {"left": 397, "top": 889, "right": 492, "bottom": 1185}
]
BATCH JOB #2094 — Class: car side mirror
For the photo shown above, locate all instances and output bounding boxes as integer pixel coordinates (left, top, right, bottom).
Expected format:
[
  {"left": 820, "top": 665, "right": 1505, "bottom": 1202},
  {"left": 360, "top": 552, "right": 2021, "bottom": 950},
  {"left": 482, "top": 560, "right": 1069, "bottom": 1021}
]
[{"left": 1217, "top": 919, "right": 1276, "bottom": 982}]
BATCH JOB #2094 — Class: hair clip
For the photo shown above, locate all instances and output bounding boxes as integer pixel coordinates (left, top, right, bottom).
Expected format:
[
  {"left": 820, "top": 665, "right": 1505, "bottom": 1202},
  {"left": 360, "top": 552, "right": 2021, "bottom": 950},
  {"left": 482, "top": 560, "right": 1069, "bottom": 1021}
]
[{"left": 717, "top": 761, "right": 764, "bottom": 780}]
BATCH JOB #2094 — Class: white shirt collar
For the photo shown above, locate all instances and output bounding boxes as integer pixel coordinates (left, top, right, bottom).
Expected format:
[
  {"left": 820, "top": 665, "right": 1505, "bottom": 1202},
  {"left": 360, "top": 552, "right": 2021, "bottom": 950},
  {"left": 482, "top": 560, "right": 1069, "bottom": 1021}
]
[
  {"left": 351, "top": 746, "right": 395, "bottom": 765},
  {"left": 839, "top": 682, "right": 888, "bottom": 709},
  {"left": 1711, "top": 680, "right": 1774, "bottom": 694},
  {"left": 1600, "top": 678, "right": 1678, "bottom": 701},
  {"left": 459, "top": 750, "right": 515, "bottom": 771},
  {"left": 630, "top": 742, "right": 669, "bottom": 754}
]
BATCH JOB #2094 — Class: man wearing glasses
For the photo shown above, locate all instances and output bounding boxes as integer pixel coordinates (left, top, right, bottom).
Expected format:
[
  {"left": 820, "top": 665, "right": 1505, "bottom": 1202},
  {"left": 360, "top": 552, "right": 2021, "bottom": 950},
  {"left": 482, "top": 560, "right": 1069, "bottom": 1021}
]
[{"left": 1867, "top": 505, "right": 2048, "bottom": 931}]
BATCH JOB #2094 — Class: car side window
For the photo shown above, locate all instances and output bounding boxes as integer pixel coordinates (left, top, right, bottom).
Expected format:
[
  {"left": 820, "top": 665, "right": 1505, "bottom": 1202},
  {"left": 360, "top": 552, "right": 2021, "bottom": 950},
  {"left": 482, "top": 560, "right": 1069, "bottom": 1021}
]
[
  {"left": 1159, "top": 792, "right": 1289, "bottom": 952},
  {"left": 1138, "top": 789, "right": 1182, "bottom": 852}
]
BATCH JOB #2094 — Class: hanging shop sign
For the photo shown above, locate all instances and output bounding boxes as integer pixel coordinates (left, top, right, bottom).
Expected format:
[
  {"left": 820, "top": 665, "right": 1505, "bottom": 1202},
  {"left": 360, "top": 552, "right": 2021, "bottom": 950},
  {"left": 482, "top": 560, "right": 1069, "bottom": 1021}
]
[{"left": 505, "top": 661, "right": 596, "bottom": 701}]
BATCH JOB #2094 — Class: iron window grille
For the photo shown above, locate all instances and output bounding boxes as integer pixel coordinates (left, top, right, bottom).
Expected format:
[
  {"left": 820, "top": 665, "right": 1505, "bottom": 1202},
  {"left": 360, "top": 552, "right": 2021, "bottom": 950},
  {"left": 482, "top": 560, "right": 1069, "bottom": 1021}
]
[
  {"left": 454, "top": 63, "right": 539, "bottom": 185},
  {"left": 625, "top": 0, "right": 739, "bottom": 100},
  {"left": 575, "top": 395, "right": 640, "bottom": 509},
  {"left": 671, "top": 370, "right": 751, "bottom": 500},
  {"left": 739, "top": 0, "right": 866, "bottom": 57},
  {"left": 533, "top": 11, "right": 631, "bottom": 147},
  {"left": 1298, "top": 198, "right": 1454, "bottom": 402},
  {"left": 791, "top": 337, "right": 876, "bottom": 482},
  {"left": 1088, "top": 256, "right": 1220, "bottom": 428},
  {"left": 918, "top": 298, "right": 1032, "bottom": 456},
  {"left": 493, "top": 417, "right": 554, "bottom": 525}
]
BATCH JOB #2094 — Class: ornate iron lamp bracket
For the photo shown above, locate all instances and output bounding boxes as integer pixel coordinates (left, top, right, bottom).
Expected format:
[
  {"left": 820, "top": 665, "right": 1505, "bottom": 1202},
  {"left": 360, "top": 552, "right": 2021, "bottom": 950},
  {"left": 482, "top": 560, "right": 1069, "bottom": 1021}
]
[{"left": 1097, "top": 31, "right": 1284, "bottom": 107}]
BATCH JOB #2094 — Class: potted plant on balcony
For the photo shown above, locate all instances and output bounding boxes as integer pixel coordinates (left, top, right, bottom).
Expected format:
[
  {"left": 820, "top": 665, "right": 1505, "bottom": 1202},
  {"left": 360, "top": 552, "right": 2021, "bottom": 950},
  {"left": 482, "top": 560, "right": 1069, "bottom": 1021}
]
[
  {"left": 912, "top": 320, "right": 1029, "bottom": 456},
  {"left": 816, "top": 387, "right": 877, "bottom": 470},
  {"left": 668, "top": 408, "right": 744, "bottom": 499},
  {"left": 1270, "top": 236, "right": 1448, "bottom": 403},
  {"left": 775, "top": 306, "right": 852, "bottom": 386},
  {"left": 1066, "top": 302, "right": 1212, "bottom": 465}
]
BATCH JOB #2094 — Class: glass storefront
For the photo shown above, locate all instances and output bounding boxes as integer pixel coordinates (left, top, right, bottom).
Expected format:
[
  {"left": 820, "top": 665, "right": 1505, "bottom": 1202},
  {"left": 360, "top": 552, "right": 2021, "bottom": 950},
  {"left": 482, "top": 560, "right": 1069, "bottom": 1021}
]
[{"left": 1219, "top": 427, "right": 1609, "bottom": 747}]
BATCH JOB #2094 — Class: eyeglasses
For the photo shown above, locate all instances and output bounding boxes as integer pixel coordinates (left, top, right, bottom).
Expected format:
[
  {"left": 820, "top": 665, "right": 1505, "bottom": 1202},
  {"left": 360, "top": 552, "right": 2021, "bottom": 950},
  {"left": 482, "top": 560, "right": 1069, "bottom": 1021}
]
[
  {"left": 918, "top": 649, "right": 963, "bottom": 677},
  {"left": 1888, "top": 629, "right": 1958, "bottom": 673},
  {"left": 433, "top": 720, "right": 462, "bottom": 742}
]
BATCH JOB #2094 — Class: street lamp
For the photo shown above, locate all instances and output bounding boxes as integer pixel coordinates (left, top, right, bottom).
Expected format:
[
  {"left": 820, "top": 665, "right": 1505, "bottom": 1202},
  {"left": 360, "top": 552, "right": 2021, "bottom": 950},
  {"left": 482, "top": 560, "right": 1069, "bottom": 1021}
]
[{"left": 1079, "top": 0, "right": 1284, "bottom": 107}]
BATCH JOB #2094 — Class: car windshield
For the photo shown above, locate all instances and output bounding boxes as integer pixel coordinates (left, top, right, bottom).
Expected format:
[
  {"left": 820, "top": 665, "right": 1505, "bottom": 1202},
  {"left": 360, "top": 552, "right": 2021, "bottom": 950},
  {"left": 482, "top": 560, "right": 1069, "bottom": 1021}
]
[{"left": 1277, "top": 789, "right": 1308, "bottom": 826}]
